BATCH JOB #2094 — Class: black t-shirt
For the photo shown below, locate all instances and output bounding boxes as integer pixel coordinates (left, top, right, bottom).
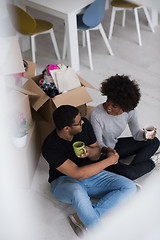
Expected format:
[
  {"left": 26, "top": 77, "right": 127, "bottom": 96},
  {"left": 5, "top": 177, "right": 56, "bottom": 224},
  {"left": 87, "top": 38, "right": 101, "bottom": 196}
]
[{"left": 42, "top": 117, "right": 97, "bottom": 183}]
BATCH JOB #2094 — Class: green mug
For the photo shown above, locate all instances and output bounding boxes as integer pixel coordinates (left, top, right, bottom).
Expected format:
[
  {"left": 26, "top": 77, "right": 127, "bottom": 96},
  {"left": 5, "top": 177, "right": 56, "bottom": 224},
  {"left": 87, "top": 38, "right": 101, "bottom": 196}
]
[{"left": 73, "top": 141, "right": 87, "bottom": 156}]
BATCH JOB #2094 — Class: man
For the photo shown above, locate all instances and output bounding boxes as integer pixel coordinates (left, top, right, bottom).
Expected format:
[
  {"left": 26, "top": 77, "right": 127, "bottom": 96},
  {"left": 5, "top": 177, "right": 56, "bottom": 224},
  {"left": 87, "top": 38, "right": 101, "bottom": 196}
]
[{"left": 42, "top": 105, "right": 136, "bottom": 235}]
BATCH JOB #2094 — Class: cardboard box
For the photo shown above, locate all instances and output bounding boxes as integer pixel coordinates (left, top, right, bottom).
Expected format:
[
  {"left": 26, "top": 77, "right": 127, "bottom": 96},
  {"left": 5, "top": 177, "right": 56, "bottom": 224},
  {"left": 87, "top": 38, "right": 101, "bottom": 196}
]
[
  {"left": 23, "top": 74, "right": 96, "bottom": 127},
  {"left": 23, "top": 60, "right": 36, "bottom": 79},
  {"left": 7, "top": 86, "right": 38, "bottom": 126},
  {"left": 5, "top": 59, "right": 36, "bottom": 87},
  {"left": 8, "top": 90, "right": 32, "bottom": 126},
  {"left": 32, "top": 109, "right": 53, "bottom": 147},
  {"left": 10, "top": 121, "right": 41, "bottom": 188},
  {"left": 14, "top": 60, "right": 36, "bottom": 86},
  {"left": 86, "top": 105, "right": 95, "bottom": 120}
]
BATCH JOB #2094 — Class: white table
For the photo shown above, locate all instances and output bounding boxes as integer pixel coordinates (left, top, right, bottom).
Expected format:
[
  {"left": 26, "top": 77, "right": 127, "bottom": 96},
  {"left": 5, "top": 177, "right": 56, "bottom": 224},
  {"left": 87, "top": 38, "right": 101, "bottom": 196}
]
[{"left": 19, "top": 0, "right": 94, "bottom": 71}]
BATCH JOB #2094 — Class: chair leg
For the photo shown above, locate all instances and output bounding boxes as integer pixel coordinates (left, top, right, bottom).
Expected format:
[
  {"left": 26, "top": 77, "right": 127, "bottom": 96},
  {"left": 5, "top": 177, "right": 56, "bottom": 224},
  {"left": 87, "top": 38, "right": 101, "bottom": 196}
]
[
  {"left": 31, "top": 35, "right": 36, "bottom": 62},
  {"left": 82, "top": 31, "right": 86, "bottom": 47},
  {"left": 49, "top": 29, "right": 61, "bottom": 60},
  {"left": 99, "top": 24, "right": 114, "bottom": 56},
  {"left": 85, "top": 30, "right": 93, "bottom": 70},
  {"left": 142, "top": 6, "right": 155, "bottom": 32},
  {"left": 134, "top": 8, "right": 142, "bottom": 46},
  {"left": 122, "top": 9, "right": 126, "bottom": 27},
  {"left": 109, "top": 7, "right": 116, "bottom": 39},
  {"left": 62, "top": 31, "right": 67, "bottom": 60}
]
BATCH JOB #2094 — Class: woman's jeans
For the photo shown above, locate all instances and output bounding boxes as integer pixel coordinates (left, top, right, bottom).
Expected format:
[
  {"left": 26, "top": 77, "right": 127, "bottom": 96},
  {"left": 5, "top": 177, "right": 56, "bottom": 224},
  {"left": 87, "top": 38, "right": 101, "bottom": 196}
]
[
  {"left": 51, "top": 170, "right": 136, "bottom": 229},
  {"left": 106, "top": 137, "right": 160, "bottom": 180}
]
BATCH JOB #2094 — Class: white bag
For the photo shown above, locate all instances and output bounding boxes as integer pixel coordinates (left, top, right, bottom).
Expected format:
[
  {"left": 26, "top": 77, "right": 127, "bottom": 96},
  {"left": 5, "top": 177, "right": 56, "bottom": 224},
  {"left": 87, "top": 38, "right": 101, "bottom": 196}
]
[
  {"left": 50, "top": 66, "right": 81, "bottom": 93},
  {"left": 49, "top": 64, "right": 66, "bottom": 84}
]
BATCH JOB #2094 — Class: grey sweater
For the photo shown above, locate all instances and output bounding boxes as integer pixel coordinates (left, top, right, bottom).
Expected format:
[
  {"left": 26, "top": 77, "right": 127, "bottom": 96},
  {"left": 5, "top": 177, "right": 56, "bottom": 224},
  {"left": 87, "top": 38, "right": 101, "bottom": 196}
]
[{"left": 89, "top": 104, "right": 144, "bottom": 149}]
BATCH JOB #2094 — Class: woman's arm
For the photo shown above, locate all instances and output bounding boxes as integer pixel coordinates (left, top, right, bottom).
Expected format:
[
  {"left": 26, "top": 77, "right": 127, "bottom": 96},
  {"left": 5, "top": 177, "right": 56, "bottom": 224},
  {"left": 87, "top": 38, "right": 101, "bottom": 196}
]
[
  {"left": 89, "top": 112, "right": 106, "bottom": 149},
  {"left": 128, "top": 110, "right": 144, "bottom": 140}
]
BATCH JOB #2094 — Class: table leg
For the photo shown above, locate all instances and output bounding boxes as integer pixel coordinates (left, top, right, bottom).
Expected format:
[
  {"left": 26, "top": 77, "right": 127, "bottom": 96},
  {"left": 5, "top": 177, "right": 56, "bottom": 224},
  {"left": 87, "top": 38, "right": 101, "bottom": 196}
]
[{"left": 65, "top": 13, "right": 80, "bottom": 71}]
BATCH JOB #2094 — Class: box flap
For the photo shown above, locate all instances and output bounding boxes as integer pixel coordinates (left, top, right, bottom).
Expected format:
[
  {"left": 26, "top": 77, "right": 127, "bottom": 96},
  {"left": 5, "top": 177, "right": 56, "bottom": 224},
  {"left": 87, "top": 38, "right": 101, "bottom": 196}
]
[
  {"left": 77, "top": 75, "right": 97, "bottom": 89},
  {"left": 32, "top": 94, "right": 51, "bottom": 111},
  {"left": 23, "top": 78, "right": 49, "bottom": 111},
  {"left": 8, "top": 85, "right": 38, "bottom": 97},
  {"left": 8, "top": 90, "right": 27, "bottom": 103},
  {"left": 23, "top": 60, "right": 36, "bottom": 79},
  {"left": 52, "top": 86, "right": 92, "bottom": 107}
]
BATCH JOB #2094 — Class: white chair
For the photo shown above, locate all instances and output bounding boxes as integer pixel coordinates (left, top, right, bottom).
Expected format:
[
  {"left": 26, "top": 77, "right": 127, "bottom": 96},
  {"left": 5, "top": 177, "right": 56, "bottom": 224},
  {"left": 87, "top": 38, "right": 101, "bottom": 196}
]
[
  {"left": 109, "top": 0, "right": 155, "bottom": 46},
  {"left": 63, "top": 0, "right": 113, "bottom": 70}
]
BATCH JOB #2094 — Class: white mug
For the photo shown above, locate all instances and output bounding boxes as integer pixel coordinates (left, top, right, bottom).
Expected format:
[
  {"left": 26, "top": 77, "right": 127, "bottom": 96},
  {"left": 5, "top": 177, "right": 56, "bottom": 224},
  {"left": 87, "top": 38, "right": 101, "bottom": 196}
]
[{"left": 144, "top": 125, "right": 155, "bottom": 139}]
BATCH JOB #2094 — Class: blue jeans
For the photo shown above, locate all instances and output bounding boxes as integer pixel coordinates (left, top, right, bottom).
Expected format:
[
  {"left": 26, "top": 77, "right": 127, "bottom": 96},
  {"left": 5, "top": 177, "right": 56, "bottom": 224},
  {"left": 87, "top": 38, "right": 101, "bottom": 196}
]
[{"left": 51, "top": 170, "right": 136, "bottom": 229}]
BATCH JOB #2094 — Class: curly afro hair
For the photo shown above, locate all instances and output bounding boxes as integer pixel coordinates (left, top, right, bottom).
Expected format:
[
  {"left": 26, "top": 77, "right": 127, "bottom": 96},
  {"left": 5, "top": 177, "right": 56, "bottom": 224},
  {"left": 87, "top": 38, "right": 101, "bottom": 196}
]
[{"left": 101, "top": 74, "right": 141, "bottom": 112}]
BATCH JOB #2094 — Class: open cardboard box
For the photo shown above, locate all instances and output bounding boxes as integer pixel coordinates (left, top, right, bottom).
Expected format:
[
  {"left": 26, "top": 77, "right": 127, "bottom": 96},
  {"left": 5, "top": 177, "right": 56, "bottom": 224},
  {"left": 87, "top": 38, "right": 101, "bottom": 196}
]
[{"left": 23, "top": 74, "right": 96, "bottom": 127}]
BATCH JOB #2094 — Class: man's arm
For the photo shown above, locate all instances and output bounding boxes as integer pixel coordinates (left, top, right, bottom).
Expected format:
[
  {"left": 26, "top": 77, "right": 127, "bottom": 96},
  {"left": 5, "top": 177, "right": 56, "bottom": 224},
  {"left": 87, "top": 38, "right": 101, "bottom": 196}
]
[{"left": 56, "top": 151, "right": 119, "bottom": 181}]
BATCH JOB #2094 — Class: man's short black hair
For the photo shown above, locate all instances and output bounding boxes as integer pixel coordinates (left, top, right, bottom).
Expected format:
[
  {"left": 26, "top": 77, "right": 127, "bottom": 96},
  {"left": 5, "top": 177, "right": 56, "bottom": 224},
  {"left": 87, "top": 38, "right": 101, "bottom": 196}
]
[
  {"left": 101, "top": 74, "right": 141, "bottom": 112},
  {"left": 53, "top": 105, "right": 79, "bottom": 130}
]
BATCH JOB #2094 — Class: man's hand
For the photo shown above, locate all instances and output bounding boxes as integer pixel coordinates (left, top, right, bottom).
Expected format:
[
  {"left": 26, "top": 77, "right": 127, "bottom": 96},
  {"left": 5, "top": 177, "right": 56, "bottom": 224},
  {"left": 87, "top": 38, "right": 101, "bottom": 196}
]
[
  {"left": 77, "top": 142, "right": 101, "bottom": 161},
  {"left": 108, "top": 151, "right": 119, "bottom": 165},
  {"left": 106, "top": 148, "right": 116, "bottom": 157},
  {"left": 77, "top": 146, "right": 89, "bottom": 158}
]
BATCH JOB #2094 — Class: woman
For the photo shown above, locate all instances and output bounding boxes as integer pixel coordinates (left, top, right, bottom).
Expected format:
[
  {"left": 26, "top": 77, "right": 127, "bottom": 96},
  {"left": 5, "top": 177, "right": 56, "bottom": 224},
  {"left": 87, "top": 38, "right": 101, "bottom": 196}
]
[{"left": 90, "top": 74, "right": 159, "bottom": 180}]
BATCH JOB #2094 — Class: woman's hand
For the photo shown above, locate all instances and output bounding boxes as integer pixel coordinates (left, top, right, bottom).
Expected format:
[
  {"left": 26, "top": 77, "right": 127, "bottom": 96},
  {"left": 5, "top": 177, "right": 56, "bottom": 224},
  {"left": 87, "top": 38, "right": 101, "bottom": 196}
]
[
  {"left": 149, "top": 128, "right": 157, "bottom": 139},
  {"left": 101, "top": 147, "right": 115, "bottom": 157},
  {"left": 143, "top": 128, "right": 157, "bottom": 140}
]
